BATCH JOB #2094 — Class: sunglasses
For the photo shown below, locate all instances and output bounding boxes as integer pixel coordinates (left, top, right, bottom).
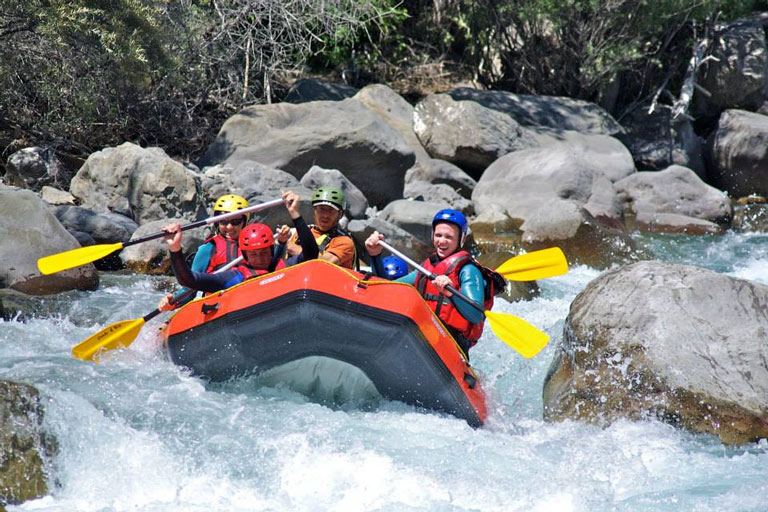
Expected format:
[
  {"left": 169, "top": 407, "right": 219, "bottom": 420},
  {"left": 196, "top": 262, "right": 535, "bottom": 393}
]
[{"left": 218, "top": 216, "right": 246, "bottom": 227}]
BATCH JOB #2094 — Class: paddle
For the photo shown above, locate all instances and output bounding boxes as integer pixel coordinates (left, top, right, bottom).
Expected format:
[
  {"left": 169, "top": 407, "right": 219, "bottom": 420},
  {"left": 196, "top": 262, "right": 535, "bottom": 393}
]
[
  {"left": 71, "top": 255, "right": 244, "bottom": 362},
  {"left": 377, "top": 241, "right": 553, "bottom": 358},
  {"left": 38, "top": 198, "right": 284, "bottom": 275},
  {"left": 495, "top": 247, "right": 568, "bottom": 282}
]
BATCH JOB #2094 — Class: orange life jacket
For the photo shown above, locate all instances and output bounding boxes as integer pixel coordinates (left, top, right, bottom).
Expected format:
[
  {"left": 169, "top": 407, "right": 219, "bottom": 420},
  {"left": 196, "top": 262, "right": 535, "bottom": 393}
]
[
  {"left": 287, "top": 225, "right": 358, "bottom": 270},
  {"left": 204, "top": 235, "right": 241, "bottom": 273}
]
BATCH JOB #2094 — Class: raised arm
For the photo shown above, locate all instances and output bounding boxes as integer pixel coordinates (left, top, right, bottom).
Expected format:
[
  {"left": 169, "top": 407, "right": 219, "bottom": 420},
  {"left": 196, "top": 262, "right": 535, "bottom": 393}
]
[{"left": 282, "top": 190, "right": 319, "bottom": 264}]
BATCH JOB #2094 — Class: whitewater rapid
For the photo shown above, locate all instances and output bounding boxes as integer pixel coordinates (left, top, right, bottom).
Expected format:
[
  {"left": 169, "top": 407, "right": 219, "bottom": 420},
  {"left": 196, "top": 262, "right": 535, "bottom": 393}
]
[{"left": 2, "top": 233, "right": 767, "bottom": 511}]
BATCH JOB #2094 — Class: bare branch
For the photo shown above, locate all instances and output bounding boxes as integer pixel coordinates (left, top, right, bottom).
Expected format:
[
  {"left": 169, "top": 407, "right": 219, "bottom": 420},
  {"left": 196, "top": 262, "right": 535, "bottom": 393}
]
[{"left": 671, "top": 24, "right": 713, "bottom": 120}]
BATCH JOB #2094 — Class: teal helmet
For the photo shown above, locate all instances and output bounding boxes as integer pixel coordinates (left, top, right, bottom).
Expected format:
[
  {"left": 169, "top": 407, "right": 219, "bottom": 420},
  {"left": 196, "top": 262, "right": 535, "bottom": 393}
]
[{"left": 311, "top": 186, "right": 346, "bottom": 211}]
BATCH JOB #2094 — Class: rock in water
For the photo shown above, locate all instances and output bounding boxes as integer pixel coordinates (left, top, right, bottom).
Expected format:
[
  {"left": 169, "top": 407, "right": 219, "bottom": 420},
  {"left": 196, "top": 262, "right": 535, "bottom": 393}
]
[{"left": 543, "top": 261, "right": 768, "bottom": 445}]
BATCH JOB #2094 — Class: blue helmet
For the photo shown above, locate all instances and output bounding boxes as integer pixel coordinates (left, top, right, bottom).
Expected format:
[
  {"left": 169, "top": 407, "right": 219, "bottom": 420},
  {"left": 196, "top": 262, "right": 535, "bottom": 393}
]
[
  {"left": 432, "top": 209, "right": 468, "bottom": 242},
  {"left": 381, "top": 255, "right": 409, "bottom": 279}
]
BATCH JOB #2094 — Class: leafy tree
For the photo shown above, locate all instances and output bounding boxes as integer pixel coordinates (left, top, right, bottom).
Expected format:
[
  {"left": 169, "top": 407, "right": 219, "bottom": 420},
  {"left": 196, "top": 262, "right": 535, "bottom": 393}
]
[
  {"left": 462, "top": 0, "right": 727, "bottom": 102},
  {"left": 0, "top": 0, "right": 393, "bottom": 167},
  {"left": 0, "top": 0, "right": 169, "bottom": 164},
  {"left": 341, "top": 0, "right": 764, "bottom": 112}
]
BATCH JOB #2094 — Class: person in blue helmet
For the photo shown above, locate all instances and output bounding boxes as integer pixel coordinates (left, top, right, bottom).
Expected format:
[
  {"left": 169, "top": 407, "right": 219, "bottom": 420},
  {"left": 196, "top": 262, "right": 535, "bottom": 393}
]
[
  {"left": 380, "top": 255, "right": 409, "bottom": 280},
  {"left": 365, "top": 209, "right": 489, "bottom": 355}
]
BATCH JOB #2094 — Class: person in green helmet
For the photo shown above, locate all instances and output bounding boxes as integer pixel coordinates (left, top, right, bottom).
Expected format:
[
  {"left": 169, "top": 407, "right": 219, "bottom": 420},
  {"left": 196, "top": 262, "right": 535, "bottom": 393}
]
[{"left": 286, "top": 186, "right": 356, "bottom": 269}]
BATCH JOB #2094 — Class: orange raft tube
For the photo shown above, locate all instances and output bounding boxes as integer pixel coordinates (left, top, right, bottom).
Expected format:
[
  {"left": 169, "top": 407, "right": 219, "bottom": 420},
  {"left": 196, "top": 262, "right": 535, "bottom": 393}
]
[{"left": 161, "top": 259, "right": 487, "bottom": 427}]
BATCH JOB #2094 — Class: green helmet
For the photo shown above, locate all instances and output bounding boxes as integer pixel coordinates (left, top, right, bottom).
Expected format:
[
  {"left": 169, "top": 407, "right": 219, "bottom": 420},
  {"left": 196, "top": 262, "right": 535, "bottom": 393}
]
[{"left": 311, "top": 186, "right": 346, "bottom": 211}]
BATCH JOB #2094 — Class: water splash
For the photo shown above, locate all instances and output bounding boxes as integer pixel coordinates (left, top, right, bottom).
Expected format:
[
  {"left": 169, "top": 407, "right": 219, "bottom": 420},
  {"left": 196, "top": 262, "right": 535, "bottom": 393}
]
[{"left": 4, "top": 233, "right": 768, "bottom": 511}]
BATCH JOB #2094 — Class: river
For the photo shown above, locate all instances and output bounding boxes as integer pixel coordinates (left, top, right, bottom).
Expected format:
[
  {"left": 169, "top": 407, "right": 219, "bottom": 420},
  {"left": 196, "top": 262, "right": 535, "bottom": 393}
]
[{"left": 2, "top": 232, "right": 767, "bottom": 511}]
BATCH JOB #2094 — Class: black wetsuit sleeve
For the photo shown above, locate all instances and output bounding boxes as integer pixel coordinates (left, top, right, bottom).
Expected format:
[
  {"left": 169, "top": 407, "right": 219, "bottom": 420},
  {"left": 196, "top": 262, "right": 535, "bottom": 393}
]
[
  {"left": 293, "top": 216, "right": 319, "bottom": 262},
  {"left": 170, "top": 250, "right": 239, "bottom": 293},
  {"left": 270, "top": 242, "right": 287, "bottom": 271}
]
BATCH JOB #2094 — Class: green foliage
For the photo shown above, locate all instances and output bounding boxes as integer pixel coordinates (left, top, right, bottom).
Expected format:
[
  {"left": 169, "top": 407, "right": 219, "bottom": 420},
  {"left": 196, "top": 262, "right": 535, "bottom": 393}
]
[
  {"left": 1, "top": 0, "right": 766, "bottom": 169},
  {"left": 351, "top": 0, "right": 764, "bottom": 105},
  {"left": 45, "top": 0, "right": 168, "bottom": 74},
  {"left": 309, "top": 0, "right": 408, "bottom": 72},
  {"left": 720, "top": 0, "right": 768, "bottom": 18},
  {"left": 0, "top": 0, "right": 393, "bottom": 161},
  {"left": 0, "top": 0, "right": 170, "bottom": 144}
]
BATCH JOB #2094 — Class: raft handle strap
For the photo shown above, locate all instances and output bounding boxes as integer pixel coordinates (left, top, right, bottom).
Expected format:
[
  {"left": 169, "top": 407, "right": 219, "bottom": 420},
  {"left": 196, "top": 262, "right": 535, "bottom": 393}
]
[
  {"left": 356, "top": 271, "right": 374, "bottom": 289},
  {"left": 463, "top": 372, "right": 477, "bottom": 389},
  {"left": 201, "top": 302, "right": 220, "bottom": 315}
]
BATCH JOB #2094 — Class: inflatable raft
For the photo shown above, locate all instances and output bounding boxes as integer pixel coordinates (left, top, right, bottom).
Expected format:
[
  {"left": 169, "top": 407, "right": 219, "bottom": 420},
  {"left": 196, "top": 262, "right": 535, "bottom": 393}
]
[{"left": 162, "top": 259, "right": 487, "bottom": 427}]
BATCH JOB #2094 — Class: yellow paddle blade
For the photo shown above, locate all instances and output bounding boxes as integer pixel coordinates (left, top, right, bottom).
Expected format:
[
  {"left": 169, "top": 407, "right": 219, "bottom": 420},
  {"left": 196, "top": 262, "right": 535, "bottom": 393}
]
[
  {"left": 37, "top": 242, "right": 124, "bottom": 275},
  {"left": 484, "top": 310, "right": 549, "bottom": 358},
  {"left": 71, "top": 317, "right": 146, "bottom": 362},
  {"left": 495, "top": 247, "right": 568, "bottom": 282}
]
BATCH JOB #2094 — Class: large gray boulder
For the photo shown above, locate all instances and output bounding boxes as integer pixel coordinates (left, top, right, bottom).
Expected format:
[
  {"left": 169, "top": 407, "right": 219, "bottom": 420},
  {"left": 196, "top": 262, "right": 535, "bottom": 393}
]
[
  {"left": 198, "top": 99, "right": 416, "bottom": 208},
  {"left": 40, "top": 186, "right": 76, "bottom": 206},
  {"left": 200, "top": 161, "right": 312, "bottom": 225},
  {"left": 448, "top": 87, "right": 624, "bottom": 136},
  {"left": 0, "top": 380, "right": 56, "bottom": 508},
  {"left": 300, "top": 165, "right": 369, "bottom": 219},
  {"left": 201, "top": 161, "right": 302, "bottom": 203},
  {"left": 413, "top": 93, "right": 539, "bottom": 177},
  {"left": 51, "top": 206, "right": 138, "bottom": 270},
  {"left": 402, "top": 181, "right": 473, "bottom": 215},
  {"left": 4, "top": 147, "right": 72, "bottom": 192},
  {"left": 706, "top": 109, "right": 768, "bottom": 198},
  {"left": 616, "top": 104, "right": 706, "bottom": 178},
  {"left": 378, "top": 200, "right": 453, "bottom": 242},
  {"left": 543, "top": 261, "right": 768, "bottom": 445},
  {"left": 531, "top": 131, "right": 636, "bottom": 183},
  {"left": 354, "top": 84, "right": 431, "bottom": 169},
  {"left": 120, "top": 218, "right": 204, "bottom": 274},
  {"left": 614, "top": 165, "right": 732, "bottom": 234},
  {"left": 694, "top": 19, "right": 768, "bottom": 117},
  {"left": 283, "top": 78, "right": 358, "bottom": 103},
  {"left": 52, "top": 206, "right": 137, "bottom": 244},
  {"left": 70, "top": 142, "right": 206, "bottom": 225},
  {"left": 0, "top": 187, "right": 98, "bottom": 294},
  {"left": 471, "top": 140, "right": 640, "bottom": 268},
  {"left": 404, "top": 158, "right": 477, "bottom": 199}
]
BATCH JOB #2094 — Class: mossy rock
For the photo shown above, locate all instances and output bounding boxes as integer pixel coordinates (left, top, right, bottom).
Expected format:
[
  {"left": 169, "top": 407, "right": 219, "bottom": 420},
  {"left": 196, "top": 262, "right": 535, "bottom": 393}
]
[{"left": 0, "top": 380, "right": 57, "bottom": 507}]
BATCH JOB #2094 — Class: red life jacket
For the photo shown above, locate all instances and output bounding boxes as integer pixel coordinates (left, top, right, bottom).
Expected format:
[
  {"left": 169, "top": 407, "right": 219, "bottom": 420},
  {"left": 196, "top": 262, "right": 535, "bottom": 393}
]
[
  {"left": 415, "top": 250, "right": 505, "bottom": 348},
  {"left": 204, "top": 235, "right": 241, "bottom": 273},
  {"left": 234, "top": 258, "right": 286, "bottom": 280}
]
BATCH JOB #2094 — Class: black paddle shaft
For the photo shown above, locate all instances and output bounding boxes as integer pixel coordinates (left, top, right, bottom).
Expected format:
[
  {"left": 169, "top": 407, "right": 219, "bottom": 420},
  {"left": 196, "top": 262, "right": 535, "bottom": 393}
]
[
  {"left": 444, "top": 284, "right": 484, "bottom": 314},
  {"left": 141, "top": 287, "right": 196, "bottom": 323},
  {"left": 377, "top": 241, "right": 484, "bottom": 314},
  {"left": 125, "top": 219, "right": 208, "bottom": 248},
  {"left": 142, "top": 254, "right": 244, "bottom": 323},
  {"left": 124, "top": 198, "right": 284, "bottom": 249}
]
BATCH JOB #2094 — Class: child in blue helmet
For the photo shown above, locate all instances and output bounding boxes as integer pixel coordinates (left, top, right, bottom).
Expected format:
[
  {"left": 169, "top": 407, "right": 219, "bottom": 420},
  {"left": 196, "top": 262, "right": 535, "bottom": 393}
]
[
  {"left": 365, "top": 209, "right": 487, "bottom": 355},
  {"left": 380, "top": 255, "right": 409, "bottom": 279}
]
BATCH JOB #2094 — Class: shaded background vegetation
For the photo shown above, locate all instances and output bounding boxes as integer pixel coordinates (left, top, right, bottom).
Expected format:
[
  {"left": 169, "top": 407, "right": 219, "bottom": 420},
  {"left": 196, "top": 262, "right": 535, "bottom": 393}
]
[{"left": 1, "top": 0, "right": 766, "bottom": 174}]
